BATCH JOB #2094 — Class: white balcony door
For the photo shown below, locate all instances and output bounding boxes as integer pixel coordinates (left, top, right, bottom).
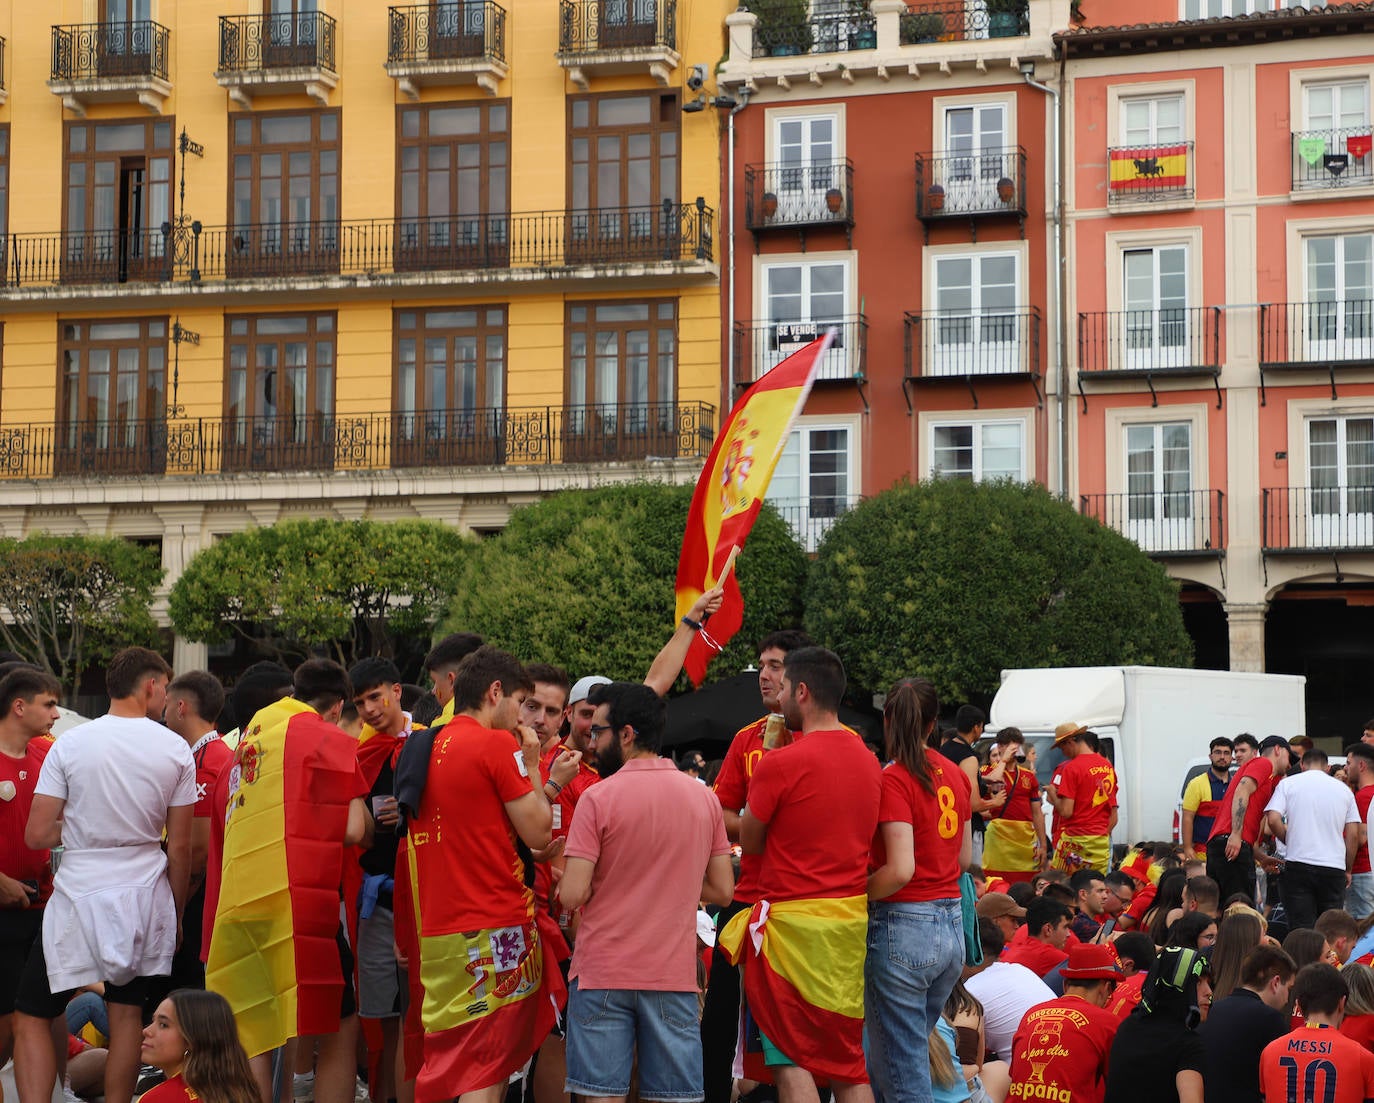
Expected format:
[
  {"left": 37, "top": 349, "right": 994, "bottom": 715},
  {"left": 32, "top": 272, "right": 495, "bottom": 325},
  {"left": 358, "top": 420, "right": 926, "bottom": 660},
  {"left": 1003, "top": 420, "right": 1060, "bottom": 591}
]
[
  {"left": 763, "top": 261, "right": 850, "bottom": 380},
  {"left": 931, "top": 421, "right": 1025, "bottom": 482},
  {"left": 1305, "top": 81, "right": 1369, "bottom": 132},
  {"left": 1121, "top": 95, "right": 1184, "bottom": 147},
  {"left": 1305, "top": 234, "right": 1373, "bottom": 363},
  {"left": 1125, "top": 422, "right": 1193, "bottom": 551},
  {"left": 774, "top": 116, "right": 837, "bottom": 222},
  {"left": 1308, "top": 416, "right": 1374, "bottom": 547},
  {"left": 931, "top": 252, "right": 1018, "bottom": 376},
  {"left": 944, "top": 104, "right": 1006, "bottom": 209},
  {"left": 765, "top": 424, "right": 853, "bottom": 552},
  {"left": 1123, "top": 245, "right": 1188, "bottom": 370}
]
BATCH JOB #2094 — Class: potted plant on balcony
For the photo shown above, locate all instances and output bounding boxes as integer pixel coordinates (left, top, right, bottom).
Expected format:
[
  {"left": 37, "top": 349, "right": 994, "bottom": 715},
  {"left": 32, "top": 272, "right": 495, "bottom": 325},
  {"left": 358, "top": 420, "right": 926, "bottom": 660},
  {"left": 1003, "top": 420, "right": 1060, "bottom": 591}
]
[
  {"left": 761, "top": 191, "right": 779, "bottom": 218},
  {"left": 900, "top": 10, "right": 945, "bottom": 44},
  {"left": 927, "top": 182, "right": 945, "bottom": 211},
  {"left": 996, "top": 175, "right": 1015, "bottom": 203},
  {"left": 752, "top": 0, "right": 813, "bottom": 57},
  {"left": 848, "top": 0, "right": 877, "bottom": 49},
  {"left": 825, "top": 187, "right": 845, "bottom": 213},
  {"left": 988, "top": 0, "right": 1027, "bottom": 38}
]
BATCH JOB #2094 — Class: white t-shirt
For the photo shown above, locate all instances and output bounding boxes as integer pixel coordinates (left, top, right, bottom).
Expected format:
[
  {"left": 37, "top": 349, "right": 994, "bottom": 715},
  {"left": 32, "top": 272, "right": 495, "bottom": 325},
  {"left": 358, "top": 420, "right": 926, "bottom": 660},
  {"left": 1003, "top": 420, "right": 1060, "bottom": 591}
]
[
  {"left": 36, "top": 714, "right": 197, "bottom": 850},
  {"left": 965, "top": 960, "right": 1056, "bottom": 1061},
  {"left": 1264, "top": 768, "right": 1360, "bottom": 871}
]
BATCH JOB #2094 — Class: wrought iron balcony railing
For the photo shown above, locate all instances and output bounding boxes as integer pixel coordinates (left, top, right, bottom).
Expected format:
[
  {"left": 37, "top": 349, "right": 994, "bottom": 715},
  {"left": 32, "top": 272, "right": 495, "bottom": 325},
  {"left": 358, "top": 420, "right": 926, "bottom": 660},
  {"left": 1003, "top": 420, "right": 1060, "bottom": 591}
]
[
  {"left": 915, "top": 146, "right": 1027, "bottom": 220},
  {"left": 1078, "top": 307, "right": 1221, "bottom": 376},
  {"left": 1080, "top": 490, "right": 1225, "bottom": 556},
  {"left": 904, "top": 307, "right": 1041, "bottom": 379},
  {"left": 1292, "top": 127, "right": 1374, "bottom": 191},
  {"left": 1263, "top": 486, "right": 1374, "bottom": 552},
  {"left": 218, "top": 12, "right": 337, "bottom": 74},
  {"left": 0, "top": 204, "right": 715, "bottom": 288},
  {"left": 744, "top": 160, "right": 854, "bottom": 230},
  {"left": 0, "top": 404, "right": 716, "bottom": 480},
  {"left": 897, "top": 0, "right": 1029, "bottom": 44},
  {"left": 752, "top": 0, "right": 876, "bottom": 57},
  {"left": 388, "top": 2, "right": 506, "bottom": 65},
  {"left": 1261, "top": 300, "right": 1374, "bottom": 369},
  {"left": 734, "top": 316, "right": 867, "bottom": 384},
  {"left": 1107, "top": 141, "right": 1194, "bottom": 204},
  {"left": 766, "top": 494, "right": 860, "bottom": 553},
  {"left": 0, "top": 37, "right": 7, "bottom": 91},
  {"left": 559, "top": 0, "right": 676, "bottom": 54},
  {"left": 51, "top": 20, "right": 169, "bottom": 81}
]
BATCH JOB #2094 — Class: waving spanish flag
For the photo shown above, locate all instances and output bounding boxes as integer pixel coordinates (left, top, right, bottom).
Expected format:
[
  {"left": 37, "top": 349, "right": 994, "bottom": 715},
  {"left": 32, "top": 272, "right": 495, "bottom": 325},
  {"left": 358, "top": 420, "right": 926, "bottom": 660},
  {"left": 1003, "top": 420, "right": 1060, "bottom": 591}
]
[
  {"left": 675, "top": 332, "right": 833, "bottom": 685},
  {"left": 1109, "top": 143, "right": 1189, "bottom": 191},
  {"left": 206, "top": 697, "right": 368, "bottom": 1057}
]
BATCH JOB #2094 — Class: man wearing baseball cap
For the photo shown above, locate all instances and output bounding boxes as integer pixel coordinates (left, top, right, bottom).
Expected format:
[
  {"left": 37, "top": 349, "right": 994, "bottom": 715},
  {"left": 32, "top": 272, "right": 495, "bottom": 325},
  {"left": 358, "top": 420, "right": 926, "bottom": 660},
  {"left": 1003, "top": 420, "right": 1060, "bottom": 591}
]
[
  {"left": 1008, "top": 944, "right": 1124, "bottom": 1103},
  {"left": 1206, "top": 735, "right": 1293, "bottom": 905},
  {"left": 1046, "top": 722, "right": 1118, "bottom": 874},
  {"left": 975, "top": 891, "right": 1026, "bottom": 944}
]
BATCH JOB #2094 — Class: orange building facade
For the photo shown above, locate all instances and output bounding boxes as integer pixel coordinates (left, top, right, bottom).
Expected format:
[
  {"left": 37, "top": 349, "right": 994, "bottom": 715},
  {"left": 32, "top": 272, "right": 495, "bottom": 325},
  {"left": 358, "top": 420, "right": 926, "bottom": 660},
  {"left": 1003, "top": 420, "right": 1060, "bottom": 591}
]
[{"left": 1063, "top": 2, "right": 1374, "bottom": 737}]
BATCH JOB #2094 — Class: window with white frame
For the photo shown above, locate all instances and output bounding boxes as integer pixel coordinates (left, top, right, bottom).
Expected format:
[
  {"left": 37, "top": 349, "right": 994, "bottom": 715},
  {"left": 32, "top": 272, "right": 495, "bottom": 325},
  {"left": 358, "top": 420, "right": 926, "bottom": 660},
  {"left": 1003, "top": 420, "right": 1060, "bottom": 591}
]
[
  {"left": 770, "top": 115, "right": 839, "bottom": 222},
  {"left": 930, "top": 420, "right": 1024, "bottom": 482},
  {"left": 1306, "top": 415, "right": 1374, "bottom": 544},
  {"left": 758, "top": 259, "right": 852, "bottom": 380},
  {"left": 1182, "top": 1, "right": 1324, "bottom": 18},
  {"left": 1120, "top": 95, "right": 1185, "bottom": 148},
  {"left": 765, "top": 424, "right": 854, "bottom": 551},
  {"left": 1124, "top": 422, "right": 1193, "bottom": 550},
  {"left": 1305, "top": 234, "right": 1373, "bottom": 361},
  {"left": 1122, "top": 245, "right": 1190, "bottom": 369},
  {"left": 943, "top": 103, "right": 1008, "bottom": 195},
  {"left": 930, "top": 252, "right": 1020, "bottom": 376},
  {"left": 1296, "top": 81, "right": 1372, "bottom": 188}
]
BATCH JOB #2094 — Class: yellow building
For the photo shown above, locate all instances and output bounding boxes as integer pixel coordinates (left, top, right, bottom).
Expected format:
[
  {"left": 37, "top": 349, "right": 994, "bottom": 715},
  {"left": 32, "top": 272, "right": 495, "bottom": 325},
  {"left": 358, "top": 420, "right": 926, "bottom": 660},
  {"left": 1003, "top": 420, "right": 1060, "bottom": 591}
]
[{"left": 0, "top": 0, "right": 725, "bottom": 668}]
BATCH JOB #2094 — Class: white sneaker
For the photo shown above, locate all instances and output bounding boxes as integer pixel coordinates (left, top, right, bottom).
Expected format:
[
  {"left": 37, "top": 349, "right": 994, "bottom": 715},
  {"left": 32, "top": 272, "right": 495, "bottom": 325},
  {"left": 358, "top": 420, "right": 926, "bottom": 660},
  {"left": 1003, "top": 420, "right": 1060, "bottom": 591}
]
[
  {"left": 293, "top": 1073, "right": 315, "bottom": 1102},
  {"left": 353, "top": 1076, "right": 370, "bottom": 1103},
  {"left": 63, "top": 1084, "right": 84, "bottom": 1103}
]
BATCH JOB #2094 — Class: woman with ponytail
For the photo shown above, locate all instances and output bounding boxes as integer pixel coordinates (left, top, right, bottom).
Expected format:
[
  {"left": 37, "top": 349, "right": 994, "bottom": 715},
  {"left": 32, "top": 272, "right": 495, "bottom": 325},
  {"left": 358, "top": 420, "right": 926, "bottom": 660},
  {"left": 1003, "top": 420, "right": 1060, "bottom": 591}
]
[
  {"left": 139, "top": 990, "right": 259, "bottom": 1103},
  {"left": 866, "top": 677, "right": 974, "bottom": 1103}
]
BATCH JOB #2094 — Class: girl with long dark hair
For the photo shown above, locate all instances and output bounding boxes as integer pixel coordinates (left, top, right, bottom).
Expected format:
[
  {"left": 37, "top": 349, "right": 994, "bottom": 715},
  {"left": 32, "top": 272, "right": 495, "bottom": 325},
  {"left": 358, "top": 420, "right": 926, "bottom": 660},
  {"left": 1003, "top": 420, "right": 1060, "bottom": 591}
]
[{"left": 139, "top": 990, "right": 259, "bottom": 1103}]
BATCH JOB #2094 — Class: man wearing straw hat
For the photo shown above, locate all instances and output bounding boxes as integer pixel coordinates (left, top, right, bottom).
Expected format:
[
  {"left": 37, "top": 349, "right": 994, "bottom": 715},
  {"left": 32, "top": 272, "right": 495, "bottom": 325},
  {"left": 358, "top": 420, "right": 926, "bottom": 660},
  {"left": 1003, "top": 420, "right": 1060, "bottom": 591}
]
[{"left": 1046, "top": 722, "right": 1117, "bottom": 874}]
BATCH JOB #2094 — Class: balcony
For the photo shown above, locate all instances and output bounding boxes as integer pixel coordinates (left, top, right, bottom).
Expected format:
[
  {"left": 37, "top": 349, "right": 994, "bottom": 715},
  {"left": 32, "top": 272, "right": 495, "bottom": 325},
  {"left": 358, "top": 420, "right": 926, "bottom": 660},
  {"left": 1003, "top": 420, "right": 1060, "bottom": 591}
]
[
  {"left": 734, "top": 315, "right": 867, "bottom": 385},
  {"left": 903, "top": 306, "right": 1041, "bottom": 408},
  {"left": 751, "top": 1, "right": 876, "bottom": 57},
  {"left": 1080, "top": 490, "right": 1225, "bottom": 558},
  {"left": 1107, "top": 141, "right": 1194, "bottom": 208},
  {"left": 0, "top": 404, "right": 716, "bottom": 481},
  {"left": 1263, "top": 486, "right": 1374, "bottom": 554},
  {"left": 216, "top": 12, "right": 338, "bottom": 109},
  {"left": 1292, "top": 128, "right": 1374, "bottom": 193},
  {"left": 914, "top": 146, "right": 1026, "bottom": 236},
  {"left": 897, "top": 0, "right": 1029, "bottom": 44},
  {"left": 1076, "top": 307, "right": 1222, "bottom": 408},
  {"left": 557, "top": 0, "right": 678, "bottom": 89},
  {"left": 386, "top": 3, "right": 507, "bottom": 97},
  {"left": 0, "top": 203, "right": 716, "bottom": 294},
  {"left": 744, "top": 159, "right": 854, "bottom": 247},
  {"left": 766, "top": 494, "right": 860, "bottom": 553},
  {"left": 1260, "top": 300, "right": 1374, "bottom": 401},
  {"left": 48, "top": 21, "right": 171, "bottom": 115}
]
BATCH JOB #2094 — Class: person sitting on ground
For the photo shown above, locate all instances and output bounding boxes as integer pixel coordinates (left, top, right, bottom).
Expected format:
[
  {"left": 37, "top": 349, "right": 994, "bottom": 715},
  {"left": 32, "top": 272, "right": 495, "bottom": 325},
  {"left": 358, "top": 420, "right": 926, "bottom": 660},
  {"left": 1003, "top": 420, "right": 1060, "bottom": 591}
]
[
  {"left": 1339, "top": 961, "right": 1374, "bottom": 1053},
  {"left": 1103, "top": 932, "right": 1159, "bottom": 1021},
  {"left": 1314, "top": 907, "right": 1360, "bottom": 966},
  {"left": 1146, "top": 869, "right": 1189, "bottom": 946},
  {"left": 974, "top": 892, "right": 1025, "bottom": 946},
  {"left": 1105, "top": 946, "right": 1212, "bottom": 1103},
  {"left": 1283, "top": 927, "right": 1336, "bottom": 972},
  {"left": 1164, "top": 912, "right": 1219, "bottom": 952},
  {"left": 1068, "top": 869, "right": 1111, "bottom": 943},
  {"left": 139, "top": 989, "right": 260, "bottom": 1103},
  {"left": 1165, "top": 875, "right": 1221, "bottom": 929},
  {"left": 1259, "top": 964, "right": 1374, "bottom": 1102},
  {"left": 938, "top": 980, "right": 1009, "bottom": 1103},
  {"left": 1199, "top": 945, "right": 1295, "bottom": 1103},
  {"left": 1209, "top": 911, "right": 1267, "bottom": 1004},
  {"left": 999, "top": 897, "right": 1072, "bottom": 980},
  {"left": 963, "top": 917, "right": 1053, "bottom": 1065}
]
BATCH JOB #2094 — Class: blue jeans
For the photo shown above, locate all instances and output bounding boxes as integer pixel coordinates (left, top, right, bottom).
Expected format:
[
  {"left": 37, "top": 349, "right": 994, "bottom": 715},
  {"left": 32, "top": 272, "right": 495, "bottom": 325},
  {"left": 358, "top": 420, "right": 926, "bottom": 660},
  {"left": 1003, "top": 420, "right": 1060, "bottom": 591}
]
[
  {"left": 864, "top": 898, "right": 965, "bottom": 1103},
  {"left": 1349, "top": 872, "right": 1374, "bottom": 920},
  {"left": 564, "top": 978, "right": 704, "bottom": 1102}
]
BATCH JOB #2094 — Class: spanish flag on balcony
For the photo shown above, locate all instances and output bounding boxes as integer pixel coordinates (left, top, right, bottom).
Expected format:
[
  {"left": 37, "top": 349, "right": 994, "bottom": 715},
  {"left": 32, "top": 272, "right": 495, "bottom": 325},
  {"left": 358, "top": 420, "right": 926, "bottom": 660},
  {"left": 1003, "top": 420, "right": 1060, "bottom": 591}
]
[
  {"left": 1109, "top": 143, "right": 1189, "bottom": 191},
  {"left": 206, "top": 697, "right": 368, "bottom": 1058},
  {"left": 674, "top": 331, "right": 833, "bottom": 685}
]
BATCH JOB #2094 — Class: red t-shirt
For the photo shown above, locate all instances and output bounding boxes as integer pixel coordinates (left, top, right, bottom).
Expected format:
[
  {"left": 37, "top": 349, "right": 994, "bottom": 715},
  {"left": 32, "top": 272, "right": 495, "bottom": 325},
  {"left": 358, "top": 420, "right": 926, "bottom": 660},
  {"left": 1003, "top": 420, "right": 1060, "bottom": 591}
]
[
  {"left": 713, "top": 717, "right": 770, "bottom": 904},
  {"left": 1051, "top": 752, "right": 1117, "bottom": 836},
  {"left": 1008, "top": 995, "right": 1120, "bottom": 1103},
  {"left": 1260, "top": 1025, "right": 1374, "bottom": 1103},
  {"left": 539, "top": 742, "right": 598, "bottom": 844},
  {"left": 1340, "top": 1013, "right": 1374, "bottom": 1053},
  {"left": 0, "top": 737, "right": 54, "bottom": 905},
  {"left": 1000, "top": 933, "right": 1070, "bottom": 979},
  {"left": 1355, "top": 786, "right": 1374, "bottom": 875},
  {"left": 986, "top": 762, "right": 1040, "bottom": 824},
  {"left": 872, "top": 750, "right": 971, "bottom": 903},
  {"left": 412, "top": 715, "right": 536, "bottom": 930},
  {"left": 1104, "top": 972, "right": 1146, "bottom": 1021},
  {"left": 747, "top": 729, "right": 881, "bottom": 901},
  {"left": 1209, "top": 757, "right": 1279, "bottom": 845},
  {"left": 192, "top": 735, "right": 235, "bottom": 818},
  {"left": 139, "top": 1075, "right": 197, "bottom": 1103}
]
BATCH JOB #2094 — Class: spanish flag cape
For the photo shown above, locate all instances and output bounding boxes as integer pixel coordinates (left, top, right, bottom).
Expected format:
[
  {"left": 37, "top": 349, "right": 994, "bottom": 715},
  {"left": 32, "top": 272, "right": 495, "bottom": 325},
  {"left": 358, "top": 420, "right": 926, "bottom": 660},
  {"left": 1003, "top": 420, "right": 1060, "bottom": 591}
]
[
  {"left": 719, "top": 895, "right": 869, "bottom": 1084},
  {"left": 206, "top": 696, "right": 363, "bottom": 1058}
]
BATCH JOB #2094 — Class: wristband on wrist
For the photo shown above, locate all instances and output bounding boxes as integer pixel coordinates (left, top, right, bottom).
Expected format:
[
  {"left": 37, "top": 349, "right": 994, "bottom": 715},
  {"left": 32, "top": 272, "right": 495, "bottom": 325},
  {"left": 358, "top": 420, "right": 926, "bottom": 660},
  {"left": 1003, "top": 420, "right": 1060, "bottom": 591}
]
[
  {"left": 682, "top": 615, "right": 703, "bottom": 631},
  {"left": 547, "top": 779, "right": 564, "bottom": 796}
]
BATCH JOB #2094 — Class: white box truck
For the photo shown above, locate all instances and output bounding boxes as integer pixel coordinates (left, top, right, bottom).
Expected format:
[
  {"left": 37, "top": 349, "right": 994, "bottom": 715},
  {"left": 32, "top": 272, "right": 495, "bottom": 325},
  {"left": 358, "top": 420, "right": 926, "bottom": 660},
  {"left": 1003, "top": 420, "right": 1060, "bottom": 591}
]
[{"left": 987, "top": 666, "right": 1307, "bottom": 849}]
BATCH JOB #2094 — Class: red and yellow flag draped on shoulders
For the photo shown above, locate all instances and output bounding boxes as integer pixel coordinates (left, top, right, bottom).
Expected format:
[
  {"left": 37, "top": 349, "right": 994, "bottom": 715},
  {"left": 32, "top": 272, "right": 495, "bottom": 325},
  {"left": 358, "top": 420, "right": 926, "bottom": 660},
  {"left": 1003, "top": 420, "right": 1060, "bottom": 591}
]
[{"left": 675, "top": 332, "right": 834, "bottom": 685}]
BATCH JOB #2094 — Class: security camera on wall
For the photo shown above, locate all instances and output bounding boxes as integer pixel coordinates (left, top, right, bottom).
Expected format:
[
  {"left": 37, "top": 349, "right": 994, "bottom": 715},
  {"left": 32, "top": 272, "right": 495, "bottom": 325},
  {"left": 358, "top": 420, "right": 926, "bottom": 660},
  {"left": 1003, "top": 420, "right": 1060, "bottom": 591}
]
[{"left": 687, "top": 64, "right": 707, "bottom": 92}]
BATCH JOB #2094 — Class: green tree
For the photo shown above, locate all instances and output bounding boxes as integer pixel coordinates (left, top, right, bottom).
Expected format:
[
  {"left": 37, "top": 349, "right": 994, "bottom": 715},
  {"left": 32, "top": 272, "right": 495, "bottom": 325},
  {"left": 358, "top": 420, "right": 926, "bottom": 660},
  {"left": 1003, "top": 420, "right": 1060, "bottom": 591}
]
[
  {"left": 169, "top": 519, "right": 472, "bottom": 668},
  {"left": 804, "top": 480, "right": 1194, "bottom": 704},
  {"left": 0, "top": 533, "right": 163, "bottom": 700},
  {"left": 439, "top": 483, "right": 807, "bottom": 685}
]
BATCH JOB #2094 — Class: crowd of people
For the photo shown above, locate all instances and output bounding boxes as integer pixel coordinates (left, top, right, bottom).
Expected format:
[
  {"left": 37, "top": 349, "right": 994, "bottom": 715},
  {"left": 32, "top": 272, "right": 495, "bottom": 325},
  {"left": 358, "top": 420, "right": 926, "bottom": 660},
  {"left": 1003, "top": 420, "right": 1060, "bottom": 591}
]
[{"left": 3, "top": 615, "right": 1374, "bottom": 1103}]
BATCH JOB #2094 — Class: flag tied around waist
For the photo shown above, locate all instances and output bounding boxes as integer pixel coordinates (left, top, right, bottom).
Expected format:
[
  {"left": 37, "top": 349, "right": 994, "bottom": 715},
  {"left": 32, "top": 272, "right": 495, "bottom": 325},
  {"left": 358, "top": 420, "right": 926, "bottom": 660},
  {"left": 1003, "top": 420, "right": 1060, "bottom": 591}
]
[{"left": 674, "top": 331, "right": 833, "bottom": 685}]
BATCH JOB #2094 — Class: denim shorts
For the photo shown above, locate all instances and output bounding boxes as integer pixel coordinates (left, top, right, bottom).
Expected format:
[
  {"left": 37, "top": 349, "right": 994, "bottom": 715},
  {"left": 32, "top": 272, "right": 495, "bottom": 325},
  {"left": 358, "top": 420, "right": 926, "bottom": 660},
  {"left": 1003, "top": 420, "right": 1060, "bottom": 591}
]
[{"left": 564, "top": 978, "right": 704, "bottom": 1102}]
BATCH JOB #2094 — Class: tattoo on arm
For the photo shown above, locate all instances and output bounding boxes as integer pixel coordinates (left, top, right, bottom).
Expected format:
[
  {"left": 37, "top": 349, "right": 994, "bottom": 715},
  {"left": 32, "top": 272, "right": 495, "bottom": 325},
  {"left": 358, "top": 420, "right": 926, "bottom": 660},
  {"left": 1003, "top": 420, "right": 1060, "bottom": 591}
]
[{"left": 1231, "top": 791, "right": 1248, "bottom": 833}]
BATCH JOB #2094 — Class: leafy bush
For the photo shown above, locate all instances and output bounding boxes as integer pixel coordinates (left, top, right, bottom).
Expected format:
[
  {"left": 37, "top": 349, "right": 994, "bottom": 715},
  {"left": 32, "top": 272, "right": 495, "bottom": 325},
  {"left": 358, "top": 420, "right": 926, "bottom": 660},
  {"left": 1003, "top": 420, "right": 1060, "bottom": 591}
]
[
  {"left": 804, "top": 480, "right": 1194, "bottom": 704},
  {"left": 440, "top": 482, "right": 807, "bottom": 685}
]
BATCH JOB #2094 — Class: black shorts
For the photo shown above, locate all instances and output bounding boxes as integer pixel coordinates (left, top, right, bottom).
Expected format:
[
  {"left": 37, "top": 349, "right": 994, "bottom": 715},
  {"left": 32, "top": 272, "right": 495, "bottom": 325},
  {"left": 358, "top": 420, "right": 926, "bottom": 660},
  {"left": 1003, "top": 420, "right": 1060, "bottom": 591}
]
[
  {"left": 337, "top": 925, "right": 357, "bottom": 1021},
  {"left": 0, "top": 908, "right": 45, "bottom": 1015},
  {"left": 14, "top": 928, "right": 151, "bottom": 1020}
]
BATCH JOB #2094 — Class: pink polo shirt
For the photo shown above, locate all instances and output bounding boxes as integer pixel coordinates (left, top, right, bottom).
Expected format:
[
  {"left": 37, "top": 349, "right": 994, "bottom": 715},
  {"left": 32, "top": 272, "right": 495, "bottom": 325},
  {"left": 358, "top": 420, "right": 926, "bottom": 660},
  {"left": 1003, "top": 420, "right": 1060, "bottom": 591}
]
[{"left": 565, "top": 756, "right": 730, "bottom": 991}]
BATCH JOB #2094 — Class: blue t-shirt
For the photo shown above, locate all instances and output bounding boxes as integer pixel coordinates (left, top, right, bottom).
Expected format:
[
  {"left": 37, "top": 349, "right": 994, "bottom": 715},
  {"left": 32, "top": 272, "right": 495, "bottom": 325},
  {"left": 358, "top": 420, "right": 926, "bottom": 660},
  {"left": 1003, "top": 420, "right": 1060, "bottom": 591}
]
[{"left": 932, "top": 1017, "right": 969, "bottom": 1103}]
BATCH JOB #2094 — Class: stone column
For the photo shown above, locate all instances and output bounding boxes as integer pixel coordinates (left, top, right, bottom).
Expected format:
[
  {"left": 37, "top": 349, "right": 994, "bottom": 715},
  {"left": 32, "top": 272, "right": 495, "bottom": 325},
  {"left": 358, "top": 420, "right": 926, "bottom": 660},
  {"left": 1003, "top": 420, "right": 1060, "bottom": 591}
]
[
  {"left": 1224, "top": 602, "right": 1269, "bottom": 673},
  {"left": 871, "top": 0, "right": 905, "bottom": 52},
  {"left": 725, "top": 9, "right": 757, "bottom": 67}
]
